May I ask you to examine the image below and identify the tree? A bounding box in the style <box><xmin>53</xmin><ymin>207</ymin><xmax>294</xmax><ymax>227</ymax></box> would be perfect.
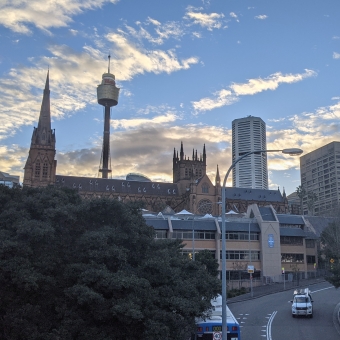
<box><xmin>320</xmin><ymin>218</ymin><xmax>340</xmax><ymax>288</ymax></box>
<box><xmin>0</xmin><ymin>185</ymin><xmax>220</xmax><ymax>339</ymax></box>
<box><xmin>296</xmin><ymin>185</ymin><xmax>318</xmax><ymax>215</ymax></box>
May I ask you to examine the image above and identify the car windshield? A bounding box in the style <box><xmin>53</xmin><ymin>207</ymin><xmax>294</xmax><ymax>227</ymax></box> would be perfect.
<box><xmin>294</xmin><ymin>297</ymin><xmax>309</xmax><ymax>303</ymax></box>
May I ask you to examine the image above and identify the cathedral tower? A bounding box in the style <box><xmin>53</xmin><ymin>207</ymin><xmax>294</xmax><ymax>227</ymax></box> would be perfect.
<box><xmin>97</xmin><ymin>55</ymin><xmax>120</xmax><ymax>179</ymax></box>
<box><xmin>173</xmin><ymin>142</ymin><xmax>207</xmax><ymax>184</ymax></box>
<box><xmin>23</xmin><ymin>71</ymin><xmax>57</xmax><ymax>187</ymax></box>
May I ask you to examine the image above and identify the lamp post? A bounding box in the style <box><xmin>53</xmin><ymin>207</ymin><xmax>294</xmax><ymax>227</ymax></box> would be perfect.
<box><xmin>220</xmin><ymin>148</ymin><xmax>303</xmax><ymax>340</ymax></box>
<box><xmin>248</xmin><ymin>218</ymin><xmax>253</xmax><ymax>298</ymax></box>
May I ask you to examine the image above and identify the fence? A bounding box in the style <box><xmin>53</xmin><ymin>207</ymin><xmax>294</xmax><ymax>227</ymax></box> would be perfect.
<box><xmin>227</xmin><ymin>269</ymin><xmax>328</xmax><ymax>291</ymax></box>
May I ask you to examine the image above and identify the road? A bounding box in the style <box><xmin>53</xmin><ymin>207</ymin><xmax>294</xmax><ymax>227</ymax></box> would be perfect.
<box><xmin>228</xmin><ymin>282</ymin><xmax>340</xmax><ymax>340</ymax></box>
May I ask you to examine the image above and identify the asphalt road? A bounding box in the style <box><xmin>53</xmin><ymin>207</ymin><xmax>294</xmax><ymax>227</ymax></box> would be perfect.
<box><xmin>229</xmin><ymin>282</ymin><xmax>340</xmax><ymax>340</ymax></box>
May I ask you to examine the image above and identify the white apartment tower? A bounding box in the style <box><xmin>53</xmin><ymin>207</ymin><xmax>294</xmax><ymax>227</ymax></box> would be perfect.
<box><xmin>232</xmin><ymin>116</ymin><xmax>268</xmax><ymax>189</ymax></box>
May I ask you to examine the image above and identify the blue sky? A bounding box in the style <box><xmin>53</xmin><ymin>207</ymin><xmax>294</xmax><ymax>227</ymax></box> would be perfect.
<box><xmin>0</xmin><ymin>0</ymin><xmax>340</xmax><ymax>195</ymax></box>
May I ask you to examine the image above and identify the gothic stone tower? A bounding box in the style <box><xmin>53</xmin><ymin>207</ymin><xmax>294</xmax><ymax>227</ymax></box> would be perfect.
<box><xmin>23</xmin><ymin>71</ymin><xmax>57</xmax><ymax>187</ymax></box>
<box><xmin>173</xmin><ymin>142</ymin><xmax>207</xmax><ymax>193</ymax></box>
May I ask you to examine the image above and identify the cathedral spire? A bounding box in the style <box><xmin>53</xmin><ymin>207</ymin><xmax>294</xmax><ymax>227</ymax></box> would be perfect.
<box><xmin>23</xmin><ymin>70</ymin><xmax>57</xmax><ymax>188</ymax></box>
<box><xmin>180</xmin><ymin>141</ymin><xmax>184</xmax><ymax>160</ymax></box>
<box><xmin>215</xmin><ymin>164</ymin><xmax>221</xmax><ymax>186</ymax></box>
<box><xmin>203</xmin><ymin>144</ymin><xmax>206</xmax><ymax>164</ymax></box>
<box><xmin>37</xmin><ymin>70</ymin><xmax>51</xmax><ymax>135</ymax></box>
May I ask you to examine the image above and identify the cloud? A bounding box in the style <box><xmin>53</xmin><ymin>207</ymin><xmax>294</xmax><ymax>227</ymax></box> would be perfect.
<box><xmin>127</xmin><ymin>19</ymin><xmax>184</xmax><ymax>45</ymax></box>
<box><xmin>0</xmin><ymin>29</ymin><xmax>199</xmax><ymax>141</ymax></box>
<box><xmin>0</xmin><ymin>0</ymin><xmax>119</xmax><ymax>34</ymax></box>
<box><xmin>230</xmin><ymin>69</ymin><xmax>316</xmax><ymax>96</ymax></box>
<box><xmin>229</xmin><ymin>12</ymin><xmax>239</xmax><ymax>22</ymax></box>
<box><xmin>192</xmin><ymin>69</ymin><xmax>317</xmax><ymax>113</ymax></box>
<box><xmin>51</xmin><ymin>124</ymin><xmax>230</xmax><ymax>185</ymax></box>
<box><xmin>255</xmin><ymin>15</ymin><xmax>268</xmax><ymax>20</ymax></box>
<box><xmin>184</xmin><ymin>10</ymin><xmax>225</xmax><ymax>30</ymax></box>
<box><xmin>106</xmin><ymin>32</ymin><xmax>199</xmax><ymax>79</ymax></box>
<box><xmin>0</xmin><ymin>145</ymin><xmax>29</xmax><ymax>179</ymax></box>
<box><xmin>264</xmin><ymin>99</ymin><xmax>340</xmax><ymax>172</ymax></box>
<box><xmin>111</xmin><ymin>112</ymin><xmax>179</xmax><ymax>130</ymax></box>
<box><xmin>333</xmin><ymin>52</ymin><xmax>340</xmax><ymax>59</ymax></box>
<box><xmin>192</xmin><ymin>90</ymin><xmax>238</xmax><ymax>112</ymax></box>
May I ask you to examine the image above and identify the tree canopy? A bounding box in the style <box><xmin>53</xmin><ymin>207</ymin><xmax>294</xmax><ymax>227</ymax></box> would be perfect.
<box><xmin>0</xmin><ymin>185</ymin><xmax>221</xmax><ymax>339</ymax></box>
<box><xmin>320</xmin><ymin>218</ymin><xmax>340</xmax><ymax>288</ymax></box>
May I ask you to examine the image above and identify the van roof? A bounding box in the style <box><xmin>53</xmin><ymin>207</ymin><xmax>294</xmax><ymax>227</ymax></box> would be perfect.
<box><xmin>293</xmin><ymin>288</ymin><xmax>311</xmax><ymax>296</ymax></box>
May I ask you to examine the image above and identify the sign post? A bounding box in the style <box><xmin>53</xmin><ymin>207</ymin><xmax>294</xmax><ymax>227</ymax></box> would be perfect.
<box><xmin>247</xmin><ymin>265</ymin><xmax>254</xmax><ymax>298</ymax></box>
<box><xmin>282</xmin><ymin>267</ymin><xmax>285</xmax><ymax>290</ymax></box>
<box><xmin>213</xmin><ymin>332</ymin><xmax>222</xmax><ymax>340</ymax></box>
<box><xmin>314</xmin><ymin>263</ymin><xmax>317</xmax><ymax>278</ymax></box>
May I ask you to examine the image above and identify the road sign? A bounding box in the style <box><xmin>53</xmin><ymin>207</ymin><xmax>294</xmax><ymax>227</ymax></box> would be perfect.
<box><xmin>247</xmin><ymin>265</ymin><xmax>254</xmax><ymax>273</ymax></box>
<box><xmin>213</xmin><ymin>332</ymin><xmax>222</xmax><ymax>340</ymax></box>
<box><xmin>282</xmin><ymin>267</ymin><xmax>285</xmax><ymax>274</ymax></box>
<box><xmin>330</xmin><ymin>258</ymin><xmax>335</xmax><ymax>264</ymax></box>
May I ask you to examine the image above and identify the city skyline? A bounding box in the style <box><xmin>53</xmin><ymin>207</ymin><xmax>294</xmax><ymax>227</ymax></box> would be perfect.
<box><xmin>1</xmin><ymin>0</ymin><xmax>340</xmax><ymax>195</ymax></box>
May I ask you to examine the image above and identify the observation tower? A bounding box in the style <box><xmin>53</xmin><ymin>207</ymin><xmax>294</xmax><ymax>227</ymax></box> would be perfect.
<box><xmin>97</xmin><ymin>55</ymin><xmax>120</xmax><ymax>178</ymax></box>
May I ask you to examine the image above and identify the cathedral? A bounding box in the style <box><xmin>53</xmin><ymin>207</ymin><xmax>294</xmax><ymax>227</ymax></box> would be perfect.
<box><xmin>23</xmin><ymin>71</ymin><xmax>289</xmax><ymax>215</ymax></box>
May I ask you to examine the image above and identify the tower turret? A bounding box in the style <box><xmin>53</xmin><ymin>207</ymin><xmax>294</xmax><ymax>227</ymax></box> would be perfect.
<box><xmin>97</xmin><ymin>55</ymin><xmax>120</xmax><ymax>179</ymax></box>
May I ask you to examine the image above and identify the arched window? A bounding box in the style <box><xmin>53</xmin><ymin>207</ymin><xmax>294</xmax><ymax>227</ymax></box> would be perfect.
<box><xmin>202</xmin><ymin>182</ymin><xmax>209</xmax><ymax>193</ymax></box>
<box><xmin>35</xmin><ymin>162</ymin><xmax>41</xmax><ymax>178</ymax></box>
<box><xmin>42</xmin><ymin>162</ymin><xmax>48</xmax><ymax>178</ymax></box>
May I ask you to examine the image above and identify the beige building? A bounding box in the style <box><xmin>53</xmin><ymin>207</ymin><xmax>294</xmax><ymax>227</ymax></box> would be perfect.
<box><xmin>144</xmin><ymin>203</ymin><xmax>319</xmax><ymax>281</ymax></box>
<box><xmin>300</xmin><ymin>141</ymin><xmax>340</xmax><ymax>216</ymax></box>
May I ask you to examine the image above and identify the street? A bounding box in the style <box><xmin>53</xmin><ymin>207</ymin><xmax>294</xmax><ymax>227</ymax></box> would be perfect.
<box><xmin>229</xmin><ymin>282</ymin><xmax>340</xmax><ymax>340</ymax></box>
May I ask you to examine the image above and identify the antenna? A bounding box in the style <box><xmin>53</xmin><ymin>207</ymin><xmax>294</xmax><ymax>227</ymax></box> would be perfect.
<box><xmin>108</xmin><ymin>54</ymin><xmax>111</xmax><ymax>73</ymax></box>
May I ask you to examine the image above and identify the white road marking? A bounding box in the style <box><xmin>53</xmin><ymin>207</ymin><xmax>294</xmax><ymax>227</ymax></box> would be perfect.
<box><xmin>311</xmin><ymin>286</ymin><xmax>334</xmax><ymax>294</ymax></box>
<box><xmin>266</xmin><ymin>311</ymin><xmax>277</xmax><ymax>340</ymax></box>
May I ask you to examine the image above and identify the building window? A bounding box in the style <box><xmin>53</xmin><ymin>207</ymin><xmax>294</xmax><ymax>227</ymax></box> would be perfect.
<box><xmin>172</xmin><ymin>231</ymin><xmax>215</xmax><ymax>240</ymax></box>
<box><xmin>281</xmin><ymin>253</ymin><xmax>304</xmax><ymax>263</ymax></box>
<box><xmin>202</xmin><ymin>183</ymin><xmax>209</xmax><ymax>193</ymax></box>
<box><xmin>42</xmin><ymin>162</ymin><xmax>48</xmax><ymax>178</ymax></box>
<box><xmin>197</xmin><ymin>199</ymin><xmax>213</xmax><ymax>214</ymax></box>
<box><xmin>155</xmin><ymin>230</ymin><xmax>167</xmax><ymax>239</ymax></box>
<box><xmin>305</xmin><ymin>239</ymin><xmax>315</xmax><ymax>248</ymax></box>
<box><xmin>181</xmin><ymin>250</ymin><xmax>215</xmax><ymax>260</ymax></box>
<box><xmin>225</xmin><ymin>232</ymin><xmax>259</xmax><ymax>241</ymax></box>
<box><xmin>280</xmin><ymin>236</ymin><xmax>303</xmax><ymax>245</ymax></box>
<box><xmin>307</xmin><ymin>255</ymin><xmax>316</xmax><ymax>264</ymax></box>
<box><xmin>35</xmin><ymin>162</ymin><xmax>41</xmax><ymax>178</ymax></box>
<box><xmin>222</xmin><ymin>250</ymin><xmax>260</xmax><ymax>261</ymax></box>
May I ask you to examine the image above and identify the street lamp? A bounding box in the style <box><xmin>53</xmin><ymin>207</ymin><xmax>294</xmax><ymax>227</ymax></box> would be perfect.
<box><xmin>220</xmin><ymin>148</ymin><xmax>303</xmax><ymax>340</ymax></box>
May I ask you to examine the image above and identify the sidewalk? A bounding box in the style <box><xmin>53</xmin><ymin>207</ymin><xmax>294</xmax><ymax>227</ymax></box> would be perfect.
<box><xmin>227</xmin><ymin>276</ymin><xmax>326</xmax><ymax>303</ymax></box>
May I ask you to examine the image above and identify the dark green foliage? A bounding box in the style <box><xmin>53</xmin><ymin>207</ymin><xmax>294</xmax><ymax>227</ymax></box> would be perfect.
<box><xmin>321</xmin><ymin>219</ymin><xmax>340</xmax><ymax>288</ymax></box>
<box><xmin>0</xmin><ymin>186</ymin><xmax>220</xmax><ymax>339</ymax></box>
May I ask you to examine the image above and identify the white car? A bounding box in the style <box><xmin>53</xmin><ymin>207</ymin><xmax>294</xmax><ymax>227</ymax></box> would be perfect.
<box><xmin>290</xmin><ymin>288</ymin><xmax>313</xmax><ymax>318</ymax></box>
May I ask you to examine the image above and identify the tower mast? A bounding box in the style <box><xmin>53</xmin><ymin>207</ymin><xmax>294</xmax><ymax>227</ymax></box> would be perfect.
<box><xmin>97</xmin><ymin>55</ymin><xmax>120</xmax><ymax>178</ymax></box>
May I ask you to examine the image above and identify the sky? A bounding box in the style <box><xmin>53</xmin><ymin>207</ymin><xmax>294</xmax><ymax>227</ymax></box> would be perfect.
<box><xmin>0</xmin><ymin>0</ymin><xmax>340</xmax><ymax>195</ymax></box>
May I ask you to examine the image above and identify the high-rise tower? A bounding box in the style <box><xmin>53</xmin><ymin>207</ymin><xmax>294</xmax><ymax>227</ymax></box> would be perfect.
<box><xmin>232</xmin><ymin>116</ymin><xmax>268</xmax><ymax>189</ymax></box>
<box><xmin>97</xmin><ymin>55</ymin><xmax>120</xmax><ymax>179</ymax></box>
<box><xmin>23</xmin><ymin>71</ymin><xmax>57</xmax><ymax>187</ymax></box>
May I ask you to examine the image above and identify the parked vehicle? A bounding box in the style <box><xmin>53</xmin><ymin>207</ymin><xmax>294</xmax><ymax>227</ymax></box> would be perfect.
<box><xmin>290</xmin><ymin>288</ymin><xmax>313</xmax><ymax>318</ymax></box>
